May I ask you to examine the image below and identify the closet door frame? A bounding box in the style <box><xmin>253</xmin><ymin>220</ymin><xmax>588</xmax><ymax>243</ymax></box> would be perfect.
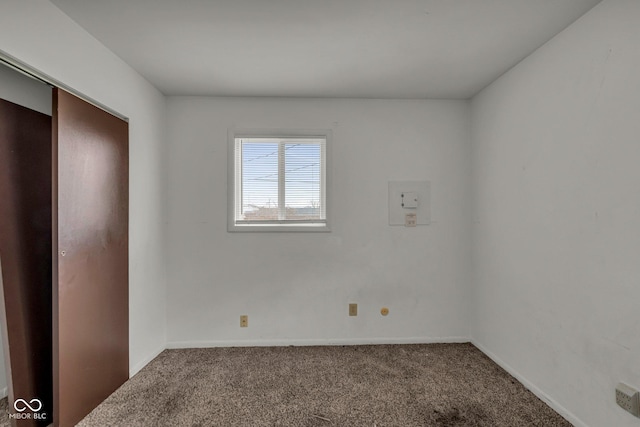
<box><xmin>0</xmin><ymin>52</ymin><xmax>130</xmax><ymax>427</ymax></box>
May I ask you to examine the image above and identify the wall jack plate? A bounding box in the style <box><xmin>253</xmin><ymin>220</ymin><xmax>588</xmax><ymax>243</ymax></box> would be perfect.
<box><xmin>405</xmin><ymin>213</ymin><xmax>417</xmax><ymax>227</ymax></box>
<box><xmin>616</xmin><ymin>383</ymin><xmax>640</xmax><ymax>417</ymax></box>
<box><xmin>388</xmin><ymin>181</ymin><xmax>430</xmax><ymax>226</ymax></box>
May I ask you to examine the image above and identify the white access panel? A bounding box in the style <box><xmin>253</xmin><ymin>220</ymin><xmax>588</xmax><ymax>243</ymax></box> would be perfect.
<box><xmin>388</xmin><ymin>181</ymin><xmax>431</xmax><ymax>226</ymax></box>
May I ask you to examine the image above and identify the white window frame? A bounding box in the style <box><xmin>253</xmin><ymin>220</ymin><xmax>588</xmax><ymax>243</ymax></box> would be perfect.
<box><xmin>228</xmin><ymin>128</ymin><xmax>331</xmax><ymax>232</ymax></box>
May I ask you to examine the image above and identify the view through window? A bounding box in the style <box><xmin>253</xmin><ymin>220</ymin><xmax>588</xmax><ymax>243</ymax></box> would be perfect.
<box><xmin>230</xmin><ymin>134</ymin><xmax>328</xmax><ymax>231</ymax></box>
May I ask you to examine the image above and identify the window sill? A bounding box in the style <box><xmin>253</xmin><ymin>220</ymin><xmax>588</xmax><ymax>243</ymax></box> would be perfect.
<box><xmin>228</xmin><ymin>222</ymin><xmax>331</xmax><ymax>233</ymax></box>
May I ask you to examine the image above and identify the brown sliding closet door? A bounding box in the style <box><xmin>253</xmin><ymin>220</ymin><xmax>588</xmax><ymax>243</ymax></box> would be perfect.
<box><xmin>53</xmin><ymin>88</ymin><xmax>129</xmax><ymax>427</ymax></box>
<box><xmin>0</xmin><ymin>98</ymin><xmax>53</xmax><ymax>427</ymax></box>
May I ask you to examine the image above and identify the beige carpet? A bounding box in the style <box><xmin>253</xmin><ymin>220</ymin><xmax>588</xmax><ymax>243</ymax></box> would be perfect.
<box><xmin>73</xmin><ymin>343</ymin><xmax>570</xmax><ymax>426</ymax></box>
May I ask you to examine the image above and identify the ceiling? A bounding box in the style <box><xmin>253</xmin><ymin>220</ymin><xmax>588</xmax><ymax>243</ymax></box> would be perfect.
<box><xmin>50</xmin><ymin>0</ymin><xmax>602</xmax><ymax>99</ymax></box>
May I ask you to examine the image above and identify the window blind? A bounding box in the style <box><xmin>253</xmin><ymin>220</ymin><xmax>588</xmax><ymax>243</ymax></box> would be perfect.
<box><xmin>235</xmin><ymin>137</ymin><xmax>326</xmax><ymax>224</ymax></box>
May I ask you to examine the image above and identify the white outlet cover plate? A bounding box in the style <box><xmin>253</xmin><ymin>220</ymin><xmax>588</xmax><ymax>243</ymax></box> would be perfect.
<box><xmin>389</xmin><ymin>181</ymin><xmax>430</xmax><ymax>226</ymax></box>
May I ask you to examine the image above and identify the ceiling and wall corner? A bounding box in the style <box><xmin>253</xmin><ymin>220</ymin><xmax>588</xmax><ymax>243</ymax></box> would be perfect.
<box><xmin>49</xmin><ymin>0</ymin><xmax>602</xmax><ymax>99</ymax></box>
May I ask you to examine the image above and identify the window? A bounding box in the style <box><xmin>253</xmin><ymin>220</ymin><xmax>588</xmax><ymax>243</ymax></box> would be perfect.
<box><xmin>228</xmin><ymin>130</ymin><xmax>330</xmax><ymax>232</ymax></box>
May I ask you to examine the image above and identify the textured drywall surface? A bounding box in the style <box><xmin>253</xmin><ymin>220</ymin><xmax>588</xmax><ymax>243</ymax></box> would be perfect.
<box><xmin>471</xmin><ymin>0</ymin><xmax>640</xmax><ymax>425</ymax></box>
<box><xmin>166</xmin><ymin>97</ymin><xmax>471</xmax><ymax>347</ymax></box>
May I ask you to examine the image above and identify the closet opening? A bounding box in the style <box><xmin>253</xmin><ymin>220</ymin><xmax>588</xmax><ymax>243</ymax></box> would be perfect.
<box><xmin>0</xmin><ymin>55</ymin><xmax>130</xmax><ymax>427</ymax></box>
<box><xmin>0</xmin><ymin>61</ymin><xmax>53</xmax><ymax>427</ymax></box>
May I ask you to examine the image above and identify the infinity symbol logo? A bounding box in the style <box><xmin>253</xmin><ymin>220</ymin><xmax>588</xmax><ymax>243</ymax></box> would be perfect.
<box><xmin>14</xmin><ymin>398</ymin><xmax>43</xmax><ymax>412</ymax></box>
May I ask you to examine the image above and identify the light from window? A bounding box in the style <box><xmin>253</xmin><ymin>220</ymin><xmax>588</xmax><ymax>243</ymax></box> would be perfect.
<box><xmin>229</xmin><ymin>132</ymin><xmax>329</xmax><ymax>231</ymax></box>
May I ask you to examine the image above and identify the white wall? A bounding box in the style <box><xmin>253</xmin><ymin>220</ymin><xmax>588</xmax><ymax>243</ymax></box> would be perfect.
<box><xmin>166</xmin><ymin>97</ymin><xmax>471</xmax><ymax>347</ymax></box>
<box><xmin>0</xmin><ymin>0</ymin><xmax>167</xmax><ymax>375</ymax></box>
<box><xmin>0</xmin><ymin>63</ymin><xmax>51</xmax><ymax>115</ymax></box>
<box><xmin>471</xmin><ymin>0</ymin><xmax>640</xmax><ymax>426</ymax></box>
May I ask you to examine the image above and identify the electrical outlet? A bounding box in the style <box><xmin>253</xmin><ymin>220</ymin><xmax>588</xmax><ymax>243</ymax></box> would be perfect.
<box><xmin>616</xmin><ymin>383</ymin><xmax>640</xmax><ymax>417</ymax></box>
<box><xmin>240</xmin><ymin>315</ymin><xmax>248</xmax><ymax>328</ymax></box>
<box><xmin>349</xmin><ymin>303</ymin><xmax>358</xmax><ymax>316</ymax></box>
